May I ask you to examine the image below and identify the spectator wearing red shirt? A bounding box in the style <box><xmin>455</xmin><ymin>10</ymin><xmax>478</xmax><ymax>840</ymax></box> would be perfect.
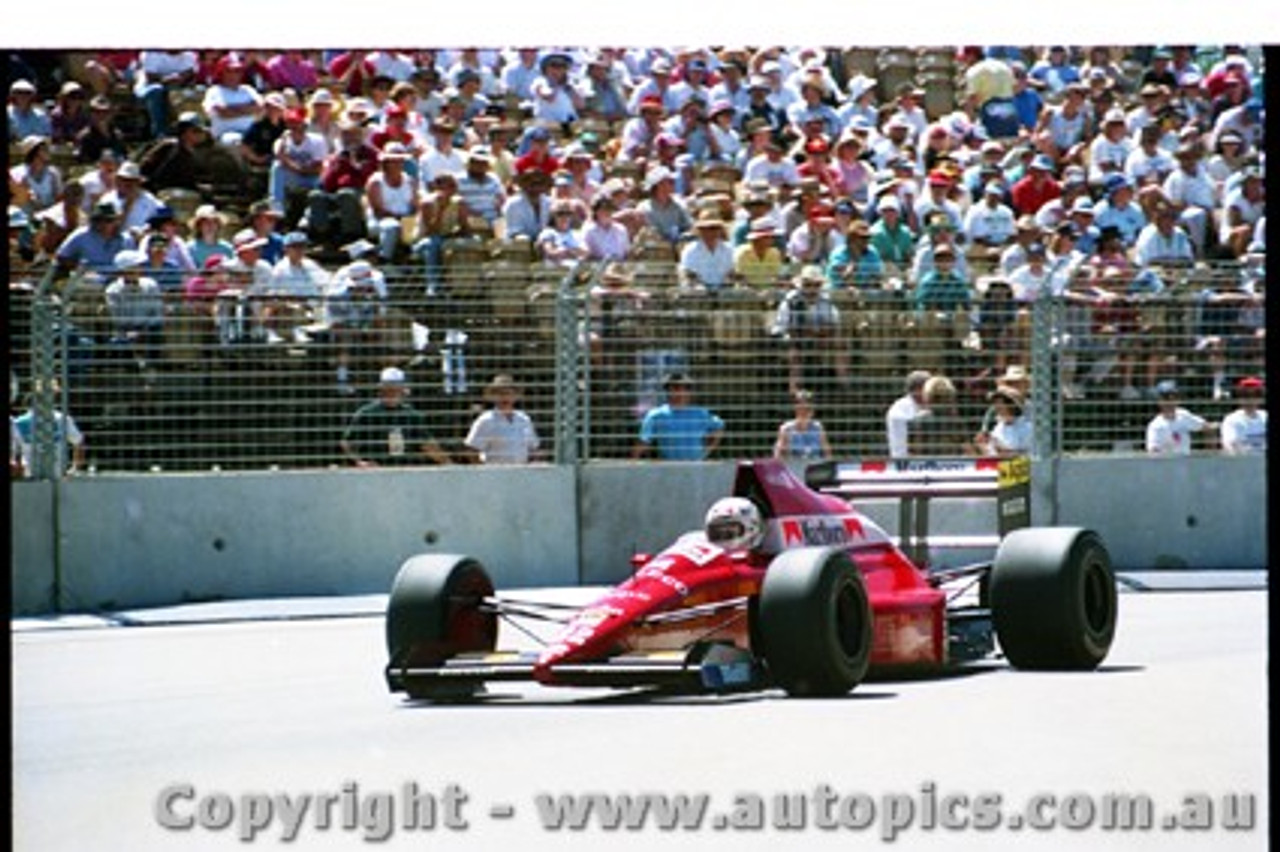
<box><xmin>514</xmin><ymin>125</ymin><xmax>562</xmax><ymax>178</ymax></box>
<box><xmin>1010</xmin><ymin>154</ymin><xmax>1062</xmax><ymax>217</ymax></box>
<box><xmin>369</xmin><ymin>104</ymin><xmax>417</xmax><ymax>156</ymax></box>
<box><xmin>795</xmin><ymin>136</ymin><xmax>843</xmax><ymax>200</ymax></box>
<box><xmin>307</xmin><ymin>120</ymin><xmax>379</xmax><ymax>248</ymax></box>
<box><xmin>328</xmin><ymin>50</ymin><xmax>377</xmax><ymax>98</ymax></box>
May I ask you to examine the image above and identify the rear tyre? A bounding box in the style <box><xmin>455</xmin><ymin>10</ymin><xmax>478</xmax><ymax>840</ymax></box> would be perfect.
<box><xmin>757</xmin><ymin>547</ymin><xmax>872</xmax><ymax>697</ymax></box>
<box><xmin>991</xmin><ymin>527</ymin><xmax>1117</xmax><ymax>670</ymax></box>
<box><xmin>385</xmin><ymin>554</ymin><xmax>498</xmax><ymax>700</ymax></box>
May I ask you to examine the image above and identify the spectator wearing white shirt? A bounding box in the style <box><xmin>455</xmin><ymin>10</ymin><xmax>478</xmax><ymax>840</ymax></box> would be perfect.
<box><xmin>464</xmin><ymin>374</ymin><xmax>542</xmax><ymax>464</ymax></box>
<box><xmin>679</xmin><ymin>210</ymin><xmax>736</xmax><ymax>291</ymax></box>
<box><xmin>1124</xmin><ymin>124</ymin><xmax>1176</xmax><ymax>186</ymax></box>
<box><xmin>1220</xmin><ymin>376</ymin><xmax>1267</xmax><ymax>455</ymax></box>
<box><xmin>1087</xmin><ymin>109</ymin><xmax>1132</xmax><ymax>187</ymax></box>
<box><xmin>99</xmin><ymin>160</ymin><xmax>163</xmax><ymax>239</ymax></box>
<box><xmin>1133</xmin><ymin>203</ymin><xmax>1194</xmax><ymax>269</ymax></box>
<box><xmin>1162</xmin><ymin>142</ymin><xmax>1219</xmax><ymax>256</ymax></box>
<box><xmin>1219</xmin><ymin>166</ymin><xmax>1264</xmax><ymax>257</ymax></box>
<box><xmin>201</xmin><ymin>57</ymin><xmax>262</xmax><ymax>147</ymax></box>
<box><xmin>500</xmin><ymin>49</ymin><xmax>542</xmax><ymax>101</ymax></box>
<box><xmin>964</xmin><ymin>181</ymin><xmax>1017</xmax><ymax>259</ymax></box>
<box><xmin>885</xmin><ymin>370</ymin><xmax>931</xmax><ymax>458</ymax></box>
<box><xmin>1146</xmin><ymin>381</ymin><xmax>1215</xmax><ymax>455</ymax></box>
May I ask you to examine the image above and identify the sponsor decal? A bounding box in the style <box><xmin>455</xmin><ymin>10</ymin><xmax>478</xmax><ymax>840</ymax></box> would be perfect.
<box><xmin>779</xmin><ymin>516</ymin><xmax>866</xmax><ymax>547</ymax></box>
<box><xmin>998</xmin><ymin>456</ymin><xmax>1031</xmax><ymax>487</ymax></box>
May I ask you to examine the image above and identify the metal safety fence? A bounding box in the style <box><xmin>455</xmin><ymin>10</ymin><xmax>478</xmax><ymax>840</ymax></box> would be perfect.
<box><xmin>9</xmin><ymin>254</ymin><xmax>1265</xmax><ymax>476</ymax></box>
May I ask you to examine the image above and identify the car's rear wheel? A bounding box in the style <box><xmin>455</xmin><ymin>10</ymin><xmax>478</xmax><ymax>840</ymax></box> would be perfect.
<box><xmin>385</xmin><ymin>554</ymin><xmax>497</xmax><ymax>700</ymax></box>
<box><xmin>756</xmin><ymin>547</ymin><xmax>872</xmax><ymax>697</ymax></box>
<box><xmin>991</xmin><ymin>527</ymin><xmax>1117</xmax><ymax>670</ymax></box>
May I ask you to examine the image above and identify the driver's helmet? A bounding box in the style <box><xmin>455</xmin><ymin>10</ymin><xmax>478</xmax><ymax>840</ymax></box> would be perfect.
<box><xmin>704</xmin><ymin>497</ymin><xmax>764</xmax><ymax>551</ymax></box>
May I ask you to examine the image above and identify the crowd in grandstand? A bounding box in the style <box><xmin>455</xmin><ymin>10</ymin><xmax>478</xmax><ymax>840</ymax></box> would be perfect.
<box><xmin>7</xmin><ymin>45</ymin><xmax>1267</xmax><ymax>469</ymax></box>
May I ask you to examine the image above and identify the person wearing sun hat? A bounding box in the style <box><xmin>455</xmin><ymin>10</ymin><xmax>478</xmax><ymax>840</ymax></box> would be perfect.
<box><xmin>678</xmin><ymin>208</ymin><xmax>736</xmax><ymax>291</ymax></box>
<box><xmin>530</xmin><ymin>49</ymin><xmax>582</xmax><ymax>126</ymax></box>
<box><xmin>463</xmin><ymin>374</ymin><xmax>543</xmax><ymax>465</ymax></box>
<box><xmin>771</xmin><ymin>263</ymin><xmax>852</xmax><ymax>392</ymax></box>
<box><xmin>973</xmin><ymin>384</ymin><xmax>1032</xmax><ymax>457</ymax></box>
<box><xmin>184</xmin><ymin>203</ymin><xmax>233</xmax><ymax>269</ymax></box>
<box><xmin>54</xmin><ymin>200</ymin><xmax>136</xmax><ymax>277</ymax></box>
<box><xmin>733</xmin><ymin>217</ymin><xmax>786</xmax><ymax>289</ymax></box>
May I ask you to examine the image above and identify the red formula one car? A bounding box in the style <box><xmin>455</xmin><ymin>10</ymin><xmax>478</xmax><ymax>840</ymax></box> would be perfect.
<box><xmin>384</xmin><ymin>458</ymin><xmax>1118</xmax><ymax>701</ymax></box>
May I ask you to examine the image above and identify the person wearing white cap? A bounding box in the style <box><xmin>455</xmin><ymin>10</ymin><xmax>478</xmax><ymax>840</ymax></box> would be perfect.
<box><xmin>1086</xmin><ymin>108</ymin><xmax>1134</xmax><ymax>187</ymax></box>
<box><xmin>104</xmin><ymin>248</ymin><xmax>165</xmax><ymax>359</ymax></box>
<box><xmin>340</xmin><ymin>367</ymin><xmax>451</xmax><ymax>467</ymax></box>
<box><xmin>868</xmin><ymin>193</ymin><xmax>915</xmax><ymax>271</ymax></box>
<box><xmin>363</xmin><ymin>142</ymin><xmax>421</xmax><ymax>261</ymax></box>
<box><xmin>7</xmin><ymin>79</ymin><xmax>51</xmax><ymax>142</ymax></box>
<box><xmin>964</xmin><ymin>180</ymin><xmax>1017</xmax><ymax>256</ymax></box>
<box><xmin>837</xmin><ymin>74</ymin><xmax>879</xmax><ymax>132</ymax></box>
<box><xmin>323</xmin><ymin>255</ymin><xmax>388</xmax><ymax>394</ymax></box>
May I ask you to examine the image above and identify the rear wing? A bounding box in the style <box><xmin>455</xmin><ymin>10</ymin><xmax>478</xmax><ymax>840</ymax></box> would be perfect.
<box><xmin>805</xmin><ymin>457</ymin><xmax>1031</xmax><ymax>567</ymax></box>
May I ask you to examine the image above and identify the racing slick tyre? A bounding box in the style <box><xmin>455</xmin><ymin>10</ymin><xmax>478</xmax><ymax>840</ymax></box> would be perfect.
<box><xmin>990</xmin><ymin>527</ymin><xmax>1117</xmax><ymax>670</ymax></box>
<box><xmin>757</xmin><ymin>547</ymin><xmax>873</xmax><ymax>697</ymax></box>
<box><xmin>385</xmin><ymin>554</ymin><xmax>498</xmax><ymax>700</ymax></box>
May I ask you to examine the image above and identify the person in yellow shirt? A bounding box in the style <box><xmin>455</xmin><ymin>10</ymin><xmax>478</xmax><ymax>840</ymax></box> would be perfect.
<box><xmin>733</xmin><ymin>217</ymin><xmax>786</xmax><ymax>290</ymax></box>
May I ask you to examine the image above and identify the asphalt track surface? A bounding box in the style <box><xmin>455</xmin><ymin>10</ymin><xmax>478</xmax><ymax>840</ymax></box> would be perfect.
<box><xmin>13</xmin><ymin>577</ymin><xmax>1268</xmax><ymax>852</ymax></box>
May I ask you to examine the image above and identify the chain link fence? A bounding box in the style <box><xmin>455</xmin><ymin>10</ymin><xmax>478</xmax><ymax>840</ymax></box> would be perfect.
<box><xmin>9</xmin><ymin>253</ymin><xmax>1264</xmax><ymax>476</ymax></box>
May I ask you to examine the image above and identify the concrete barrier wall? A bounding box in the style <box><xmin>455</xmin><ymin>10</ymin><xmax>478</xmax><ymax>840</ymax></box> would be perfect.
<box><xmin>1053</xmin><ymin>455</ymin><xmax>1267</xmax><ymax>570</ymax></box>
<box><xmin>10</xmin><ymin>456</ymin><xmax>1267</xmax><ymax>615</ymax></box>
<box><xmin>25</xmin><ymin>465</ymin><xmax>576</xmax><ymax>613</ymax></box>
<box><xmin>12</xmin><ymin>480</ymin><xmax>56</xmax><ymax>614</ymax></box>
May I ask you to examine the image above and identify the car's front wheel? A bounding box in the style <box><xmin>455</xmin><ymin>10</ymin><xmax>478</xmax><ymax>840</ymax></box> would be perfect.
<box><xmin>385</xmin><ymin>554</ymin><xmax>497</xmax><ymax>700</ymax></box>
<box><xmin>756</xmin><ymin>547</ymin><xmax>872</xmax><ymax>697</ymax></box>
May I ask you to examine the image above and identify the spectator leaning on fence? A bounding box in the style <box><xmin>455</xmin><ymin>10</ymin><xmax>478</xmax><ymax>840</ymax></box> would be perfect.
<box><xmin>633</xmin><ymin>372</ymin><xmax>724</xmax><ymax>461</ymax></box>
<box><xmin>973</xmin><ymin>385</ymin><xmax>1032</xmax><ymax>458</ymax></box>
<box><xmin>885</xmin><ymin>370</ymin><xmax>931</xmax><ymax>459</ymax></box>
<box><xmin>773</xmin><ymin>389</ymin><xmax>832</xmax><ymax>461</ymax></box>
<box><xmin>1220</xmin><ymin>376</ymin><xmax>1267</xmax><ymax>455</ymax></box>
<box><xmin>1145</xmin><ymin>380</ymin><xmax>1217</xmax><ymax>455</ymax></box>
<box><xmin>11</xmin><ymin>383</ymin><xmax>86</xmax><ymax>478</ymax></box>
<box><xmin>340</xmin><ymin>367</ymin><xmax>451</xmax><ymax>468</ymax></box>
<box><xmin>463</xmin><ymin>374</ymin><xmax>542</xmax><ymax>465</ymax></box>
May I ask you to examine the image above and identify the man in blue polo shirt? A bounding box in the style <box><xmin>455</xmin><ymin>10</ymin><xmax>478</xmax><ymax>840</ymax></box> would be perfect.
<box><xmin>633</xmin><ymin>373</ymin><xmax>724</xmax><ymax>461</ymax></box>
<box><xmin>54</xmin><ymin>201</ymin><xmax>135</xmax><ymax>278</ymax></box>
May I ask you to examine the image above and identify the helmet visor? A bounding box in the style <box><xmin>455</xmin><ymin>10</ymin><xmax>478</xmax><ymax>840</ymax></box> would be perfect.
<box><xmin>707</xmin><ymin>518</ymin><xmax>747</xmax><ymax>546</ymax></box>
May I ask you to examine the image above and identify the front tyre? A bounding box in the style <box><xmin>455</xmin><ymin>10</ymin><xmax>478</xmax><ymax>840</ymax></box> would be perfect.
<box><xmin>385</xmin><ymin>554</ymin><xmax>498</xmax><ymax>699</ymax></box>
<box><xmin>757</xmin><ymin>547</ymin><xmax>872</xmax><ymax>697</ymax></box>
